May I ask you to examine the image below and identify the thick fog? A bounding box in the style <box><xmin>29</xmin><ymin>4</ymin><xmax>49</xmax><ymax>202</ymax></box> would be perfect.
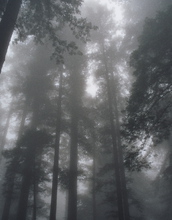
<box><xmin>0</xmin><ymin>0</ymin><xmax>172</xmax><ymax>220</ymax></box>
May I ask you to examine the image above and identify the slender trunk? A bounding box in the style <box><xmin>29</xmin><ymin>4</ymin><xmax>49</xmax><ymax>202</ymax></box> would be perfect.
<box><xmin>92</xmin><ymin>132</ymin><xmax>97</xmax><ymax>220</ymax></box>
<box><xmin>0</xmin><ymin>0</ymin><xmax>22</xmax><ymax>73</ymax></box>
<box><xmin>103</xmin><ymin>47</ymin><xmax>130</xmax><ymax>220</ymax></box>
<box><xmin>32</xmin><ymin>157</ymin><xmax>37</xmax><ymax>220</ymax></box>
<box><xmin>67</xmin><ymin>111</ymin><xmax>78</xmax><ymax>220</ymax></box>
<box><xmin>49</xmin><ymin>71</ymin><xmax>63</xmax><ymax>220</ymax></box>
<box><xmin>67</xmin><ymin>71</ymin><xmax>79</xmax><ymax>220</ymax></box>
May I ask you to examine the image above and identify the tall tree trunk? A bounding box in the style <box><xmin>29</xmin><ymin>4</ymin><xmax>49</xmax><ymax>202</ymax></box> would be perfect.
<box><xmin>16</xmin><ymin>99</ymin><xmax>39</xmax><ymax>220</ymax></box>
<box><xmin>67</xmin><ymin>70</ymin><xmax>80</xmax><ymax>220</ymax></box>
<box><xmin>113</xmin><ymin>81</ymin><xmax>130</xmax><ymax>220</ymax></box>
<box><xmin>1</xmin><ymin>105</ymin><xmax>27</xmax><ymax>220</ymax></box>
<box><xmin>103</xmin><ymin>47</ymin><xmax>130</xmax><ymax>220</ymax></box>
<box><xmin>16</xmin><ymin>150</ymin><xmax>34</xmax><ymax>220</ymax></box>
<box><xmin>49</xmin><ymin>71</ymin><xmax>63</xmax><ymax>220</ymax></box>
<box><xmin>0</xmin><ymin>0</ymin><xmax>22</xmax><ymax>73</ymax></box>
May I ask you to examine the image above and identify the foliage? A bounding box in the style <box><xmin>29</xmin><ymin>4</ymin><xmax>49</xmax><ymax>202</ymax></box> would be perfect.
<box><xmin>15</xmin><ymin>0</ymin><xmax>96</xmax><ymax>63</ymax></box>
<box><xmin>126</xmin><ymin>5</ymin><xmax>172</xmax><ymax>144</ymax></box>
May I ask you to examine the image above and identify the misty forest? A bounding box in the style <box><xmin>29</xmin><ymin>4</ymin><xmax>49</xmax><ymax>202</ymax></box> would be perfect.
<box><xmin>0</xmin><ymin>0</ymin><xmax>172</xmax><ymax>220</ymax></box>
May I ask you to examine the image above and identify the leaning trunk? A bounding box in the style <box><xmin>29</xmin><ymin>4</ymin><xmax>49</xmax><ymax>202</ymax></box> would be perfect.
<box><xmin>0</xmin><ymin>0</ymin><xmax>22</xmax><ymax>72</ymax></box>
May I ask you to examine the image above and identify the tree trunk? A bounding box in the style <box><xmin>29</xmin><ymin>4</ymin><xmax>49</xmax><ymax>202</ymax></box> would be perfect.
<box><xmin>16</xmin><ymin>145</ymin><xmax>35</xmax><ymax>220</ymax></box>
<box><xmin>1</xmin><ymin>160</ymin><xmax>17</xmax><ymax>220</ymax></box>
<box><xmin>16</xmin><ymin>98</ymin><xmax>39</xmax><ymax>220</ymax></box>
<box><xmin>92</xmin><ymin>131</ymin><xmax>97</xmax><ymax>220</ymax></box>
<box><xmin>32</xmin><ymin>155</ymin><xmax>37</xmax><ymax>220</ymax></box>
<box><xmin>0</xmin><ymin>0</ymin><xmax>22</xmax><ymax>73</ymax></box>
<box><xmin>67</xmin><ymin>70</ymin><xmax>80</xmax><ymax>220</ymax></box>
<box><xmin>49</xmin><ymin>71</ymin><xmax>63</xmax><ymax>220</ymax></box>
<box><xmin>103</xmin><ymin>47</ymin><xmax>130</xmax><ymax>220</ymax></box>
<box><xmin>113</xmin><ymin>83</ymin><xmax>130</xmax><ymax>220</ymax></box>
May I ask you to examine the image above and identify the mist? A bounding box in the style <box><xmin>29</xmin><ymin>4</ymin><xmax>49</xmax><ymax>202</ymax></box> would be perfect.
<box><xmin>0</xmin><ymin>0</ymin><xmax>172</xmax><ymax>220</ymax></box>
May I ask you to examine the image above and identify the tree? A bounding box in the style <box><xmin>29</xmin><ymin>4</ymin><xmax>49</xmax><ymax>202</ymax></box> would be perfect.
<box><xmin>0</xmin><ymin>0</ymin><xmax>22</xmax><ymax>72</ymax></box>
<box><xmin>84</xmin><ymin>3</ymin><xmax>131</xmax><ymax>219</ymax></box>
<box><xmin>126</xmin><ymin>5</ymin><xmax>172</xmax><ymax>144</ymax></box>
<box><xmin>1</xmin><ymin>129</ymin><xmax>51</xmax><ymax>220</ymax></box>
<box><xmin>66</xmin><ymin>53</ymin><xmax>85</xmax><ymax>220</ymax></box>
<box><xmin>1</xmin><ymin>105</ymin><xmax>27</xmax><ymax>220</ymax></box>
<box><xmin>0</xmin><ymin>0</ymin><xmax>94</xmax><ymax>73</ymax></box>
<box><xmin>16</xmin><ymin>130</ymin><xmax>51</xmax><ymax>220</ymax></box>
<box><xmin>49</xmin><ymin>70</ymin><xmax>63</xmax><ymax>220</ymax></box>
<box><xmin>126</xmin><ymin>6</ymin><xmax>172</xmax><ymax>218</ymax></box>
<box><xmin>0</xmin><ymin>41</ymin><xmax>57</xmax><ymax>220</ymax></box>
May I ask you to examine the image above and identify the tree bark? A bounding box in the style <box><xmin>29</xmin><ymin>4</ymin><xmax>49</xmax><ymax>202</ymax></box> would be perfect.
<box><xmin>49</xmin><ymin>71</ymin><xmax>63</xmax><ymax>220</ymax></box>
<box><xmin>0</xmin><ymin>0</ymin><xmax>22</xmax><ymax>73</ymax></box>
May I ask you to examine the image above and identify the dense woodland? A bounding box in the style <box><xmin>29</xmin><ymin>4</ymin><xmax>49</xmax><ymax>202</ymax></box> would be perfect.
<box><xmin>0</xmin><ymin>0</ymin><xmax>172</xmax><ymax>220</ymax></box>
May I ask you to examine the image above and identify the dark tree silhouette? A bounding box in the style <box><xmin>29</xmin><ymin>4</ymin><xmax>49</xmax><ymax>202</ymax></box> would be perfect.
<box><xmin>0</xmin><ymin>0</ymin><xmax>22</xmax><ymax>72</ymax></box>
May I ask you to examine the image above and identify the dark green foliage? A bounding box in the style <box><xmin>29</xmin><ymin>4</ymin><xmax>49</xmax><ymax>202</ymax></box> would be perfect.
<box><xmin>126</xmin><ymin>5</ymin><xmax>172</xmax><ymax>143</ymax></box>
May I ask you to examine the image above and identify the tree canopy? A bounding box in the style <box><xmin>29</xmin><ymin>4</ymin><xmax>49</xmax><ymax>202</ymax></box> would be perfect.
<box><xmin>126</xmin><ymin>5</ymin><xmax>172</xmax><ymax>144</ymax></box>
<box><xmin>0</xmin><ymin>0</ymin><xmax>95</xmax><ymax>72</ymax></box>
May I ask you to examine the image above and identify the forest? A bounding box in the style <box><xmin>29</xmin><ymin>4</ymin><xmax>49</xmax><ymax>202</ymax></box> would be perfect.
<box><xmin>0</xmin><ymin>0</ymin><xmax>172</xmax><ymax>220</ymax></box>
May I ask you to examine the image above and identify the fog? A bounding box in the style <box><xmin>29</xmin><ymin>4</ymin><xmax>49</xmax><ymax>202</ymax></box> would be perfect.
<box><xmin>0</xmin><ymin>0</ymin><xmax>172</xmax><ymax>220</ymax></box>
